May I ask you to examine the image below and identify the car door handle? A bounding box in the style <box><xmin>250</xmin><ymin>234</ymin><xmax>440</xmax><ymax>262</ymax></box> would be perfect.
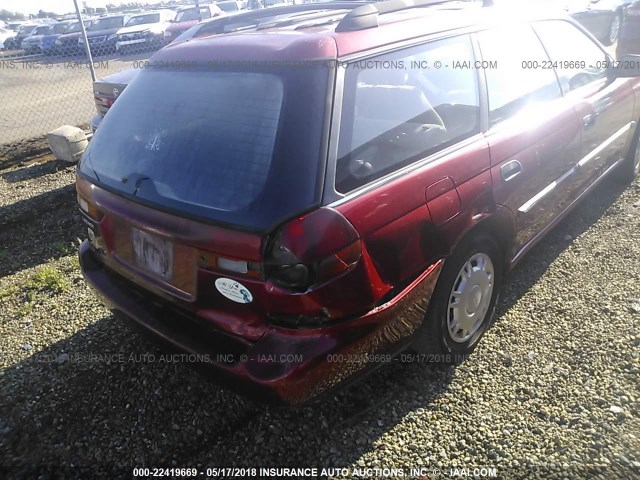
<box><xmin>501</xmin><ymin>160</ymin><xmax>522</xmax><ymax>182</ymax></box>
<box><xmin>583</xmin><ymin>113</ymin><xmax>598</xmax><ymax>129</ymax></box>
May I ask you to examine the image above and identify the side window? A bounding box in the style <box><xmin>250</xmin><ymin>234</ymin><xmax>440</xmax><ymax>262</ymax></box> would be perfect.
<box><xmin>336</xmin><ymin>35</ymin><xmax>480</xmax><ymax>193</ymax></box>
<box><xmin>477</xmin><ymin>25</ymin><xmax>562</xmax><ymax>127</ymax></box>
<box><xmin>201</xmin><ymin>7</ymin><xmax>212</xmax><ymax>19</ymax></box>
<box><xmin>533</xmin><ymin>20</ymin><xmax>608</xmax><ymax>93</ymax></box>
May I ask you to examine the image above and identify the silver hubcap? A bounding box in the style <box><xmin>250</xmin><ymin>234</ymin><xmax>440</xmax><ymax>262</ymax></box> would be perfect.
<box><xmin>610</xmin><ymin>16</ymin><xmax>620</xmax><ymax>43</ymax></box>
<box><xmin>447</xmin><ymin>253</ymin><xmax>494</xmax><ymax>343</ymax></box>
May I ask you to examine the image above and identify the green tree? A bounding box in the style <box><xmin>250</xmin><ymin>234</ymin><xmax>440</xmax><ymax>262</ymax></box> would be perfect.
<box><xmin>37</xmin><ymin>9</ymin><xmax>57</xmax><ymax>18</ymax></box>
<box><xmin>0</xmin><ymin>9</ymin><xmax>26</xmax><ymax>21</ymax></box>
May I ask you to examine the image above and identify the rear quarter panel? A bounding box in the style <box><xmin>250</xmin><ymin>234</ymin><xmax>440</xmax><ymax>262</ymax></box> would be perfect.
<box><xmin>335</xmin><ymin>136</ymin><xmax>495</xmax><ymax>287</ymax></box>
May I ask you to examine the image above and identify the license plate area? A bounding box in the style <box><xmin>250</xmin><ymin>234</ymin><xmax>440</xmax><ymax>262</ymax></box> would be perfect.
<box><xmin>131</xmin><ymin>228</ymin><xmax>173</xmax><ymax>280</ymax></box>
<box><xmin>110</xmin><ymin>221</ymin><xmax>197</xmax><ymax>301</ymax></box>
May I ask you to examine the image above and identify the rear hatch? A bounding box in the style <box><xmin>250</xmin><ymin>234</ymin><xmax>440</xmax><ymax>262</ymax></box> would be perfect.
<box><xmin>78</xmin><ymin>63</ymin><xmax>332</xmax><ymax>325</ymax></box>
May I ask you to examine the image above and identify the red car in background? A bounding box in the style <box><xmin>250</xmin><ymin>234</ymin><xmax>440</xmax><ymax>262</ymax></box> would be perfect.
<box><xmin>77</xmin><ymin>0</ymin><xmax>640</xmax><ymax>404</ymax></box>
<box><xmin>163</xmin><ymin>4</ymin><xmax>224</xmax><ymax>45</ymax></box>
<box><xmin>618</xmin><ymin>0</ymin><xmax>640</xmax><ymax>57</ymax></box>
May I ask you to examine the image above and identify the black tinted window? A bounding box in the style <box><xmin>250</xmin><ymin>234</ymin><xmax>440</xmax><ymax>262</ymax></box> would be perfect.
<box><xmin>64</xmin><ymin>22</ymin><xmax>80</xmax><ymax>33</ymax></box>
<box><xmin>534</xmin><ymin>20</ymin><xmax>607</xmax><ymax>93</ymax></box>
<box><xmin>478</xmin><ymin>25</ymin><xmax>562</xmax><ymax>127</ymax></box>
<box><xmin>90</xmin><ymin>17</ymin><xmax>124</xmax><ymax>30</ymax></box>
<box><xmin>50</xmin><ymin>23</ymin><xmax>69</xmax><ymax>34</ymax></box>
<box><xmin>80</xmin><ymin>66</ymin><xmax>328</xmax><ymax>231</ymax></box>
<box><xmin>336</xmin><ymin>35</ymin><xmax>480</xmax><ymax>193</ymax></box>
<box><xmin>126</xmin><ymin>14</ymin><xmax>160</xmax><ymax>27</ymax></box>
<box><xmin>218</xmin><ymin>2</ymin><xmax>239</xmax><ymax>12</ymax></box>
<box><xmin>176</xmin><ymin>8</ymin><xmax>202</xmax><ymax>21</ymax></box>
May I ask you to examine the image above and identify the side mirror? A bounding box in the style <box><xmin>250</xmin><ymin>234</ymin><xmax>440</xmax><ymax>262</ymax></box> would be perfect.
<box><xmin>609</xmin><ymin>55</ymin><xmax>640</xmax><ymax>78</ymax></box>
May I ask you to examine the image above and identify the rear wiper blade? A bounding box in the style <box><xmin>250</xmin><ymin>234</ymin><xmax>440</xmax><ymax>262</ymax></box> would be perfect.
<box><xmin>120</xmin><ymin>172</ymin><xmax>151</xmax><ymax>196</ymax></box>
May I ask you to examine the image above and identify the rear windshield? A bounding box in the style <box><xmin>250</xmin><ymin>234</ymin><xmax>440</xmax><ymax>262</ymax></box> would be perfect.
<box><xmin>217</xmin><ymin>2</ymin><xmax>239</xmax><ymax>12</ymax></box>
<box><xmin>126</xmin><ymin>14</ymin><xmax>160</xmax><ymax>27</ymax></box>
<box><xmin>64</xmin><ymin>21</ymin><xmax>80</xmax><ymax>33</ymax></box>
<box><xmin>49</xmin><ymin>23</ymin><xmax>70</xmax><ymax>34</ymax></box>
<box><xmin>176</xmin><ymin>8</ymin><xmax>202</xmax><ymax>21</ymax></box>
<box><xmin>79</xmin><ymin>65</ymin><xmax>328</xmax><ymax>231</ymax></box>
<box><xmin>18</xmin><ymin>25</ymin><xmax>36</xmax><ymax>34</ymax></box>
<box><xmin>90</xmin><ymin>16</ymin><xmax>124</xmax><ymax>30</ymax></box>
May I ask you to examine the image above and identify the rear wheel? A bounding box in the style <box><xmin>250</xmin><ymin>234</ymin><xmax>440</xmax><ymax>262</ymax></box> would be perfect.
<box><xmin>413</xmin><ymin>234</ymin><xmax>503</xmax><ymax>363</ymax></box>
<box><xmin>605</xmin><ymin>12</ymin><xmax>622</xmax><ymax>46</ymax></box>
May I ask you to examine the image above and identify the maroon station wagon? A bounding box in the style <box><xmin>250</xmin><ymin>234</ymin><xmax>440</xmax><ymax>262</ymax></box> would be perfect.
<box><xmin>76</xmin><ymin>0</ymin><xmax>640</xmax><ymax>404</ymax></box>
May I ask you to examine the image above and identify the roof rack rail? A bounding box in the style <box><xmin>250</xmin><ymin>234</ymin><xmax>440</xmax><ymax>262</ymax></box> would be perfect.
<box><xmin>335</xmin><ymin>0</ymin><xmax>484</xmax><ymax>33</ymax></box>
<box><xmin>193</xmin><ymin>1</ymin><xmax>374</xmax><ymax>36</ymax></box>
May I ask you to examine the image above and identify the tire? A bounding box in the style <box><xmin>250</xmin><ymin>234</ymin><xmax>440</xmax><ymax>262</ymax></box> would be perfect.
<box><xmin>616</xmin><ymin>121</ymin><xmax>640</xmax><ymax>183</ymax></box>
<box><xmin>412</xmin><ymin>234</ymin><xmax>503</xmax><ymax>363</ymax></box>
<box><xmin>604</xmin><ymin>12</ymin><xmax>622</xmax><ymax>46</ymax></box>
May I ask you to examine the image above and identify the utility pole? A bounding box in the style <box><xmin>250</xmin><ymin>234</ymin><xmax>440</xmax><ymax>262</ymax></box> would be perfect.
<box><xmin>195</xmin><ymin>0</ymin><xmax>202</xmax><ymax>22</ymax></box>
<box><xmin>73</xmin><ymin>0</ymin><xmax>96</xmax><ymax>82</ymax></box>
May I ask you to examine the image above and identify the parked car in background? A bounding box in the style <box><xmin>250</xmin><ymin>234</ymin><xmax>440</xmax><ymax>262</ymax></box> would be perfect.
<box><xmin>216</xmin><ymin>1</ymin><xmax>248</xmax><ymax>13</ymax></box>
<box><xmin>81</xmin><ymin>14</ymin><xmax>131</xmax><ymax>56</ymax></box>
<box><xmin>20</xmin><ymin>25</ymin><xmax>54</xmax><ymax>54</ymax></box>
<box><xmin>53</xmin><ymin>19</ymin><xmax>92</xmax><ymax>56</ymax></box>
<box><xmin>247</xmin><ymin>0</ymin><xmax>295</xmax><ymax>8</ymax></box>
<box><xmin>163</xmin><ymin>3</ymin><xmax>224</xmax><ymax>44</ymax></box>
<box><xmin>172</xmin><ymin>2</ymin><xmax>345</xmax><ymax>43</ymax></box>
<box><xmin>171</xmin><ymin>18</ymin><xmax>217</xmax><ymax>43</ymax></box>
<box><xmin>90</xmin><ymin>68</ymin><xmax>137</xmax><ymax>131</ymax></box>
<box><xmin>617</xmin><ymin>0</ymin><xmax>640</xmax><ymax>56</ymax></box>
<box><xmin>565</xmin><ymin>0</ymin><xmax>627</xmax><ymax>45</ymax></box>
<box><xmin>0</xmin><ymin>27</ymin><xmax>14</xmax><ymax>49</ymax></box>
<box><xmin>36</xmin><ymin>21</ymin><xmax>79</xmax><ymax>56</ymax></box>
<box><xmin>4</xmin><ymin>24</ymin><xmax>38</xmax><ymax>50</ymax></box>
<box><xmin>76</xmin><ymin>0</ymin><xmax>640</xmax><ymax>404</ymax></box>
<box><xmin>116</xmin><ymin>10</ymin><xmax>176</xmax><ymax>53</ymax></box>
<box><xmin>6</xmin><ymin>22</ymin><xmax>24</xmax><ymax>31</ymax></box>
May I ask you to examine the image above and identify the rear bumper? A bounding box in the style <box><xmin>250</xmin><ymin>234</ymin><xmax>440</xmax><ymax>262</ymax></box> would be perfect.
<box><xmin>79</xmin><ymin>241</ymin><xmax>442</xmax><ymax>404</ymax></box>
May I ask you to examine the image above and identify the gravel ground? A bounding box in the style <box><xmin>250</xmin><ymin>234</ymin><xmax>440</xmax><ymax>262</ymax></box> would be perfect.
<box><xmin>0</xmin><ymin>156</ymin><xmax>639</xmax><ymax>480</ymax></box>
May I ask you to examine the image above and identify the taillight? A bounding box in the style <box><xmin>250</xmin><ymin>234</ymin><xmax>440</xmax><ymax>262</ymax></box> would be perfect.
<box><xmin>76</xmin><ymin>192</ymin><xmax>103</xmax><ymax>221</ymax></box>
<box><xmin>265</xmin><ymin>208</ymin><xmax>361</xmax><ymax>291</ymax></box>
<box><xmin>93</xmin><ymin>95</ymin><xmax>115</xmax><ymax>109</ymax></box>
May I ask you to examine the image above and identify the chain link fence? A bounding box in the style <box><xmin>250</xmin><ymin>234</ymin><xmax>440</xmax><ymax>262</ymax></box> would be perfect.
<box><xmin>0</xmin><ymin>0</ymin><xmax>331</xmax><ymax>155</ymax></box>
<box><xmin>0</xmin><ymin>1</ymin><xmax>201</xmax><ymax>148</ymax></box>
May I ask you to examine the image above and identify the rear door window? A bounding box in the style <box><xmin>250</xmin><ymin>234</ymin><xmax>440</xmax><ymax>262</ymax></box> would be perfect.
<box><xmin>477</xmin><ymin>24</ymin><xmax>562</xmax><ymax>127</ymax></box>
<box><xmin>533</xmin><ymin>20</ymin><xmax>608</xmax><ymax>93</ymax></box>
<box><xmin>336</xmin><ymin>35</ymin><xmax>480</xmax><ymax>193</ymax></box>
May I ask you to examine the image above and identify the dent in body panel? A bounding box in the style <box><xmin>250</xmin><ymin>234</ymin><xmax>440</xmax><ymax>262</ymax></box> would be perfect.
<box><xmin>337</xmin><ymin>138</ymin><xmax>492</xmax><ymax>288</ymax></box>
